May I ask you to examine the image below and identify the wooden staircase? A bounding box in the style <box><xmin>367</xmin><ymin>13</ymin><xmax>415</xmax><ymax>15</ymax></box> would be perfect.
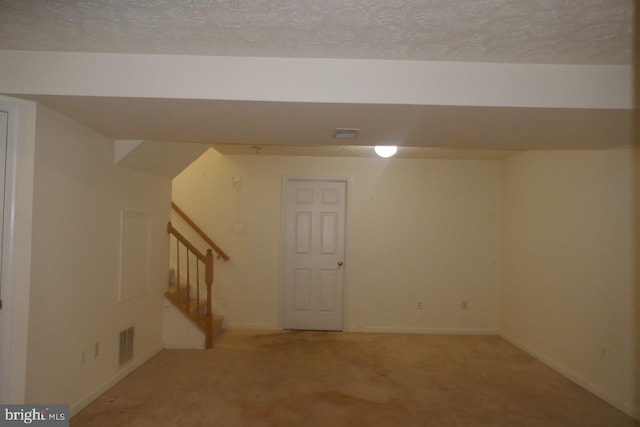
<box><xmin>164</xmin><ymin>284</ymin><xmax>223</xmax><ymax>341</ymax></box>
<box><xmin>167</xmin><ymin>202</ymin><xmax>230</xmax><ymax>349</ymax></box>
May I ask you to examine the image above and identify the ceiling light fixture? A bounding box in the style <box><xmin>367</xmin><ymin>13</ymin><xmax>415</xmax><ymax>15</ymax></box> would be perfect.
<box><xmin>374</xmin><ymin>145</ymin><xmax>398</xmax><ymax>158</ymax></box>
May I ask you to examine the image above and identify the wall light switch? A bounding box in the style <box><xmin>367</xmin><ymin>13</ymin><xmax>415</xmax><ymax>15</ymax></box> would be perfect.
<box><xmin>234</xmin><ymin>224</ymin><xmax>245</xmax><ymax>234</ymax></box>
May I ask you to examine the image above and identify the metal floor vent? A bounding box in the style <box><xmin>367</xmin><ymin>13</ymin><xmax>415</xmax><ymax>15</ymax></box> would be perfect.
<box><xmin>119</xmin><ymin>326</ymin><xmax>134</xmax><ymax>366</ymax></box>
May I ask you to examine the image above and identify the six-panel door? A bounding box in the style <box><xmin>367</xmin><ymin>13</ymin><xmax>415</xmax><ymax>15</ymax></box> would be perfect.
<box><xmin>283</xmin><ymin>179</ymin><xmax>346</xmax><ymax>331</ymax></box>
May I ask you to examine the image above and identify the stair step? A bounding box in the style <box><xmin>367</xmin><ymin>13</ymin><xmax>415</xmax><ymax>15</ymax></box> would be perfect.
<box><xmin>167</xmin><ymin>283</ymin><xmax>206</xmax><ymax>305</ymax></box>
<box><xmin>188</xmin><ymin>300</ymin><xmax>207</xmax><ymax>317</ymax></box>
<box><xmin>164</xmin><ymin>290</ymin><xmax>224</xmax><ymax>348</ymax></box>
<box><xmin>166</xmin><ymin>293</ymin><xmax>207</xmax><ymax>316</ymax></box>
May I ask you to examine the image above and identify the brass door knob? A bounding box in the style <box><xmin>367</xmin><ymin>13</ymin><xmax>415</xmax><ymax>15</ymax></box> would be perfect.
<box><xmin>337</xmin><ymin>260</ymin><xmax>344</xmax><ymax>266</ymax></box>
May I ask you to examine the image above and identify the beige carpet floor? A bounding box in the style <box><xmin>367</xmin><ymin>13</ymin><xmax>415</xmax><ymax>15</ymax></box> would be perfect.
<box><xmin>72</xmin><ymin>330</ymin><xmax>638</xmax><ymax>427</ymax></box>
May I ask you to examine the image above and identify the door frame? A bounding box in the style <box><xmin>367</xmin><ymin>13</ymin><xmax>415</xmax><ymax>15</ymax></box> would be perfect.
<box><xmin>279</xmin><ymin>176</ymin><xmax>350</xmax><ymax>331</ymax></box>
<box><xmin>0</xmin><ymin>96</ymin><xmax>36</xmax><ymax>404</ymax></box>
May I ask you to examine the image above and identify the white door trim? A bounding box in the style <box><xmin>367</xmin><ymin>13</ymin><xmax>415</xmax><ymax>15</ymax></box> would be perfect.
<box><xmin>279</xmin><ymin>176</ymin><xmax>350</xmax><ymax>331</ymax></box>
<box><xmin>0</xmin><ymin>96</ymin><xmax>36</xmax><ymax>404</ymax></box>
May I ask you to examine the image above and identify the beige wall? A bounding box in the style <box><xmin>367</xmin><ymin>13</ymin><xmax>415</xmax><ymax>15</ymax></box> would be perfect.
<box><xmin>27</xmin><ymin>105</ymin><xmax>171</xmax><ymax>413</ymax></box>
<box><xmin>172</xmin><ymin>149</ymin><xmax>502</xmax><ymax>333</ymax></box>
<box><xmin>501</xmin><ymin>147</ymin><xmax>635</xmax><ymax>415</ymax></box>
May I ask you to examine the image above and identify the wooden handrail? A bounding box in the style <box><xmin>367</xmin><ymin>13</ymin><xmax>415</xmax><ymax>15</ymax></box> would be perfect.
<box><xmin>167</xmin><ymin>222</ymin><xmax>206</xmax><ymax>261</ymax></box>
<box><xmin>171</xmin><ymin>202</ymin><xmax>230</xmax><ymax>261</ymax></box>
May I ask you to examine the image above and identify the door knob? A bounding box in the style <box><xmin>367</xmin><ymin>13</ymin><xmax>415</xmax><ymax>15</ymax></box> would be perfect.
<box><xmin>337</xmin><ymin>260</ymin><xmax>344</xmax><ymax>266</ymax></box>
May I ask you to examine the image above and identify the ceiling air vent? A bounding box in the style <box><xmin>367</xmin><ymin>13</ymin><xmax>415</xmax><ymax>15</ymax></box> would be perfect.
<box><xmin>333</xmin><ymin>128</ymin><xmax>360</xmax><ymax>139</ymax></box>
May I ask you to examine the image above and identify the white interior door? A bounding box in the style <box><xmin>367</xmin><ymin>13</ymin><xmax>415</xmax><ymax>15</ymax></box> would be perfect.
<box><xmin>283</xmin><ymin>179</ymin><xmax>346</xmax><ymax>331</ymax></box>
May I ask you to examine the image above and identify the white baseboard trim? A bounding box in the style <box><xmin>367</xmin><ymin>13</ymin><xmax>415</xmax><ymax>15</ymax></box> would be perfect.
<box><xmin>224</xmin><ymin>322</ymin><xmax>278</xmax><ymax>330</ymax></box>
<box><xmin>360</xmin><ymin>326</ymin><xmax>498</xmax><ymax>335</ymax></box>
<box><xmin>500</xmin><ymin>333</ymin><xmax>639</xmax><ymax>421</ymax></box>
<box><xmin>163</xmin><ymin>342</ymin><xmax>205</xmax><ymax>350</ymax></box>
<box><xmin>69</xmin><ymin>344</ymin><xmax>163</xmax><ymax>418</ymax></box>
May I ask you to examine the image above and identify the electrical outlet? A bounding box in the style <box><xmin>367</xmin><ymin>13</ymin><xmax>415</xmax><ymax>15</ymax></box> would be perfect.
<box><xmin>94</xmin><ymin>342</ymin><xmax>100</xmax><ymax>358</ymax></box>
<box><xmin>461</xmin><ymin>301</ymin><xmax>469</xmax><ymax>310</ymax></box>
<box><xmin>416</xmin><ymin>300</ymin><xmax>423</xmax><ymax>311</ymax></box>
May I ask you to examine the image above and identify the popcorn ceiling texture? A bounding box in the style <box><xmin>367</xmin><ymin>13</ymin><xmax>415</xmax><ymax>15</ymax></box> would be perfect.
<box><xmin>0</xmin><ymin>0</ymin><xmax>632</xmax><ymax>64</ymax></box>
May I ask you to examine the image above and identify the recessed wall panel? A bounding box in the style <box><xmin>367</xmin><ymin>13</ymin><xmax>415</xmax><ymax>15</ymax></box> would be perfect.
<box><xmin>119</xmin><ymin>211</ymin><xmax>150</xmax><ymax>302</ymax></box>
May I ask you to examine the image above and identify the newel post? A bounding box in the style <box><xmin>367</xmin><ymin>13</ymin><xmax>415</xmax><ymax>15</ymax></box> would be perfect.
<box><xmin>205</xmin><ymin>249</ymin><xmax>214</xmax><ymax>348</ymax></box>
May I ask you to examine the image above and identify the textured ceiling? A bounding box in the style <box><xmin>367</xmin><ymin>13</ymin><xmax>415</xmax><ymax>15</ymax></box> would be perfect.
<box><xmin>0</xmin><ymin>0</ymin><xmax>632</xmax><ymax>64</ymax></box>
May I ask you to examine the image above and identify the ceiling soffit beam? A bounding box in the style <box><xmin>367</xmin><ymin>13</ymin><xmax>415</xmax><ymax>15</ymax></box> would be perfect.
<box><xmin>114</xmin><ymin>139</ymin><xmax>142</xmax><ymax>163</ymax></box>
<box><xmin>113</xmin><ymin>139</ymin><xmax>211</xmax><ymax>178</ymax></box>
<box><xmin>0</xmin><ymin>51</ymin><xmax>631</xmax><ymax>110</ymax></box>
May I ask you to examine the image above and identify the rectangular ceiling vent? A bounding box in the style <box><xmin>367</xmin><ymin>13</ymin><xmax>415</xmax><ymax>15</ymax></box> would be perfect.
<box><xmin>119</xmin><ymin>326</ymin><xmax>134</xmax><ymax>366</ymax></box>
<box><xmin>333</xmin><ymin>128</ymin><xmax>360</xmax><ymax>139</ymax></box>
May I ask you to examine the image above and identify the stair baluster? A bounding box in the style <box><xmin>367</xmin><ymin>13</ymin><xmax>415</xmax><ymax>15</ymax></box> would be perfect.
<box><xmin>166</xmin><ymin>222</ymin><xmax>217</xmax><ymax>348</ymax></box>
<box><xmin>166</xmin><ymin>204</ymin><xmax>229</xmax><ymax>349</ymax></box>
<box><xmin>205</xmin><ymin>249</ymin><xmax>213</xmax><ymax>349</ymax></box>
<box><xmin>185</xmin><ymin>248</ymin><xmax>191</xmax><ymax>313</ymax></box>
<box><xmin>196</xmin><ymin>261</ymin><xmax>200</xmax><ymax>321</ymax></box>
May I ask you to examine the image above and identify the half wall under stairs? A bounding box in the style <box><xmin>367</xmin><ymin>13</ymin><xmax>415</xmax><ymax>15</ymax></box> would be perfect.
<box><xmin>163</xmin><ymin>284</ymin><xmax>224</xmax><ymax>349</ymax></box>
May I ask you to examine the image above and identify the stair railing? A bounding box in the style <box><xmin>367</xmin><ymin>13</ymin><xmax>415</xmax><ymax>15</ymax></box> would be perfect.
<box><xmin>171</xmin><ymin>202</ymin><xmax>230</xmax><ymax>261</ymax></box>
<box><xmin>167</xmin><ymin>221</ymin><xmax>214</xmax><ymax>348</ymax></box>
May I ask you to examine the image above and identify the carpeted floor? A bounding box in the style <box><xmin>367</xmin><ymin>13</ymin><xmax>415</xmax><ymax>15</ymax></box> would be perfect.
<box><xmin>71</xmin><ymin>330</ymin><xmax>638</xmax><ymax>426</ymax></box>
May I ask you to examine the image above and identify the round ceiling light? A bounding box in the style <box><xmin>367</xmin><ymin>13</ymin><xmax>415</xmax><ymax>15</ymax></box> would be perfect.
<box><xmin>374</xmin><ymin>145</ymin><xmax>398</xmax><ymax>158</ymax></box>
